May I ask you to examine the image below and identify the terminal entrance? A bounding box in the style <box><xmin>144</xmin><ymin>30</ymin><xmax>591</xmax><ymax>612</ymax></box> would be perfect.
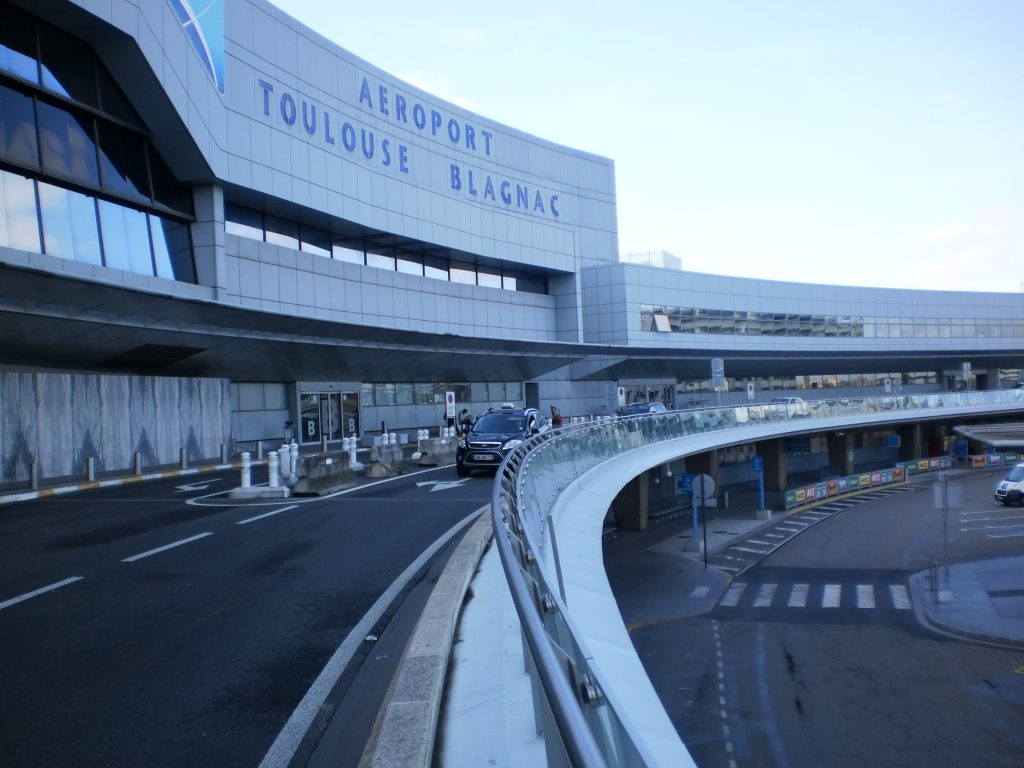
<box><xmin>300</xmin><ymin>391</ymin><xmax>359</xmax><ymax>444</ymax></box>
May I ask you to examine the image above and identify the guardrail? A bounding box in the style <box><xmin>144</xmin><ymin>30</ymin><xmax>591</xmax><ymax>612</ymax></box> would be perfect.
<box><xmin>489</xmin><ymin>390</ymin><xmax>1024</xmax><ymax>767</ymax></box>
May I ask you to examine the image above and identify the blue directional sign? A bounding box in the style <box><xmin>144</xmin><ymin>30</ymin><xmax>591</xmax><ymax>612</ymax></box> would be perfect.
<box><xmin>751</xmin><ymin>455</ymin><xmax>764</xmax><ymax>473</ymax></box>
<box><xmin>679</xmin><ymin>473</ymin><xmax>694</xmax><ymax>492</ymax></box>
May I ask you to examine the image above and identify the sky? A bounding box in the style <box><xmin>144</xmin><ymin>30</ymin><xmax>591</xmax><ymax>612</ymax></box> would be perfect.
<box><xmin>269</xmin><ymin>1</ymin><xmax>1023</xmax><ymax>293</ymax></box>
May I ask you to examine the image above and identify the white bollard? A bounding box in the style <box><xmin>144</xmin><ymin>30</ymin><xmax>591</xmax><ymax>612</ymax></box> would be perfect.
<box><xmin>290</xmin><ymin>443</ymin><xmax>299</xmax><ymax>479</ymax></box>
<box><xmin>279</xmin><ymin>444</ymin><xmax>290</xmax><ymax>479</ymax></box>
<box><xmin>342</xmin><ymin>437</ymin><xmax>350</xmax><ymax>454</ymax></box>
<box><xmin>268</xmin><ymin>451</ymin><xmax>280</xmax><ymax>488</ymax></box>
<box><xmin>389</xmin><ymin>432</ymin><xmax>397</xmax><ymax>446</ymax></box>
<box><xmin>349</xmin><ymin>438</ymin><xmax>358</xmax><ymax>466</ymax></box>
<box><xmin>240</xmin><ymin>452</ymin><xmax>251</xmax><ymax>488</ymax></box>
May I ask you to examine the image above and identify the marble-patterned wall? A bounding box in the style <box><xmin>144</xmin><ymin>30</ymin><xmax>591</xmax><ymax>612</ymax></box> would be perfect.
<box><xmin>0</xmin><ymin>372</ymin><xmax>231</xmax><ymax>485</ymax></box>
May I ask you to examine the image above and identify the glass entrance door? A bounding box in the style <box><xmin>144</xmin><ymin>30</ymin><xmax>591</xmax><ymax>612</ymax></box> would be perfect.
<box><xmin>300</xmin><ymin>390</ymin><xmax>359</xmax><ymax>444</ymax></box>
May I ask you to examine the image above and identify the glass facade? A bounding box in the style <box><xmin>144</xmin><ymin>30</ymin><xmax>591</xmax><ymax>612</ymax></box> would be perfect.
<box><xmin>0</xmin><ymin>2</ymin><xmax>196</xmax><ymax>283</ymax></box>
<box><xmin>641</xmin><ymin>305</ymin><xmax>1024</xmax><ymax>340</ymax></box>
<box><xmin>226</xmin><ymin>202</ymin><xmax>549</xmax><ymax>295</ymax></box>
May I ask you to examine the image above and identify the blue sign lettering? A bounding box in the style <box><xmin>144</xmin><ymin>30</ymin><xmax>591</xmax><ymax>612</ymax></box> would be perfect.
<box><xmin>449</xmin><ymin>163</ymin><xmax>560</xmax><ymax>219</ymax></box>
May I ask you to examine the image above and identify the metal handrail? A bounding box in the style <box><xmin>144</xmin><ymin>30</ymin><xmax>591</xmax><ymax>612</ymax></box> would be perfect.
<box><xmin>490</xmin><ymin>390</ymin><xmax>1024</xmax><ymax>766</ymax></box>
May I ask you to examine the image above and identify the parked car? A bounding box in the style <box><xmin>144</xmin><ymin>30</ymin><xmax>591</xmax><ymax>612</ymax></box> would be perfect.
<box><xmin>455</xmin><ymin>404</ymin><xmax>546</xmax><ymax>476</ymax></box>
<box><xmin>995</xmin><ymin>462</ymin><xmax>1024</xmax><ymax>506</ymax></box>
<box><xmin>614</xmin><ymin>399</ymin><xmax>671</xmax><ymax>417</ymax></box>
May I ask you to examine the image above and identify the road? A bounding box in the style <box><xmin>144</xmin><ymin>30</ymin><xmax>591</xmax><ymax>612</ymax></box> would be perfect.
<box><xmin>0</xmin><ymin>465</ymin><xmax>492</xmax><ymax>768</ymax></box>
<box><xmin>625</xmin><ymin>471</ymin><xmax>1024</xmax><ymax>768</ymax></box>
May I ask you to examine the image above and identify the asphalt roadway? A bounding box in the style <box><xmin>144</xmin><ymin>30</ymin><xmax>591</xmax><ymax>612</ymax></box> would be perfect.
<box><xmin>0</xmin><ymin>461</ymin><xmax>493</xmax><ymax>768</ymax></box>
<box><xmin>605</xmin><ymin>469</ymin><xmax>1024</xmax><ymax>768</ymax></box>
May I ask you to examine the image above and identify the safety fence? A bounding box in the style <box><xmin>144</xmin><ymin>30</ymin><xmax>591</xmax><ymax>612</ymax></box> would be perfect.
<box><xmin>490</xmin><ymin>389</ymin><xmax>1024</xmax><ymax>767</ymax></box>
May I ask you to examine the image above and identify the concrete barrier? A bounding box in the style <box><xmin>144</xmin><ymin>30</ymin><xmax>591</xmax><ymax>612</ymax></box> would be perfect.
<box><xmin>291</xmin><ymin>451</ymin><xmax>358</xmax><ymax>496</ymax></box>
<box><xmin>365</xmin><ymin>443</ymin><xmax>408</xmax><ymax>479</ymax></box>
<box><xmin>416</xmin><ymin>436</ymin><xmax>457</xmax><ymax>467</ymax></box>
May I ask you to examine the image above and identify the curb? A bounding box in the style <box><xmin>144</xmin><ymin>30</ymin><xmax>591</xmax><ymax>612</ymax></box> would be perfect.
<box><xmin>359</xmin><ymin>510</ymin><xmax>493</xmax><ymax>768</ymax></box>
<box><xmin>908</xmin><ymin>571</ymin><xmax>1024</xmax><ymax>651</ymax></box>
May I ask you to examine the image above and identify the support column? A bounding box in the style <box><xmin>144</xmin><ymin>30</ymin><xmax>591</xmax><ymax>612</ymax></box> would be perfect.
<box><xmin>611</xmin><ymin>470</ymin><xmax>649</xmax><ymax>531</ymax></box>
<box><xmin>685</xmin><ymin>449</ymin><xmax>720</xmax><ymax>482</ymax></box>
<box><xmin>827</xmin><ymin>432</ymin><xmax>855</xmax><ymax>475</ymax></box>
<box><xmin>897</xmin><ymin>423</ymin><xmax>923</xmax><ymax>461</ymax></box>
<box><xmin>191</xmin><ymin>184</ymin><xmax>226</xmax><ymax>299</ymax></box>
<box><xmin>760</xmin><ymin>438</ymin><xmax>788</xmax><ymax>492</ymax></box>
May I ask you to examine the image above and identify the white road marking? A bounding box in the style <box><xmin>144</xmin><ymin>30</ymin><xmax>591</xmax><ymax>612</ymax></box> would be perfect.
<box><xmin>236</xmin><ymin>505</ymin><xmax>299</xmax><ymax>525</ymax></box>
<box><xmin>788</xmin><ymin>584</ymin><xmax>809</xmax><ymax>608</ymax></box>
<box><xmin>822</xmin><ymin>584</ymin><xmax>842</xmax><ymax>608</ymax></box>
<box><xmin>0</xmin><ymin>576</ymin><xmax>84</xmax><ymax>612</ymax></box>
<box><xmin>690</xmin><ymin>586</ymin><xmax>711</xmax><ymax>599</ymax></box>
<box><xmin>754</xmin><ymin>583</ymin><xmax>777</xmax><ymax>607</ymax></box>
<box><xmin>720</xmin><ymin>583</ymin><xmax>746</xmax><ymax>607</ymax></box>
<box><xmin>890</xmin><ymin>585</ymin><xmax>912</xmax><ymax>610</ymax></box>
<box><xmin>856</xmin><ymin>585</ymin><xmax>875</xmax><ymax>609</ymax></box>
<box><xmin>122</xmin><ymin>532</ymin><xmax>214</xmax><ymax>562</ymax></box>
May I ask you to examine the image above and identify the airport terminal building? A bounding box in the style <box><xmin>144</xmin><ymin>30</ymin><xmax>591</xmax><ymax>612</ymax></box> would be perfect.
<box><xmin>1</xmin><ymin>0</ymin><xmax>1022</xmax><ymax>485</ymax></box>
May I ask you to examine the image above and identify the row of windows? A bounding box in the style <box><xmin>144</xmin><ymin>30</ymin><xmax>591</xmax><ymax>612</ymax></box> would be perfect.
<box><xmin>678</xmin><ymin>371</ymin><xmax>935</xmax><ymax>394</ymax></box>
<box><xmin>226</xmin><ymin>203</ymin><xmax>549</xmax><ymax>295</ymax></box>
<box><xmin>0</xmin><ymin>8</ymin><xmax>192</xmax><ymax>217</ymax></box>
<box><xmin>641</xmin><ymin>306</ymin><xmax>1024</xmax><ymax>339</ymax></box>
<box><xmin>0</xmin><ymin>168</ymin><xmax>195</xmax><ymax>282</ymax></box>
<box><xmin>359</xmin><ymin>381</ymin><xmax>524</xmax><ymax>407</ymax></box>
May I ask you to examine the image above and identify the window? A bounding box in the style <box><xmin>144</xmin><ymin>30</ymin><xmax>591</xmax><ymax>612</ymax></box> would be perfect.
<box><xmin>225</xmin><ymin>204</ymin><xmax>263</xmax><ymax>240</ymax></box>
<box><xmin>98</xmin><ymin>199</ymin><xmax>151</xmax><ymax>273</ymax></box>
<box><xmin>300</xmin><ymin>225</ymin><xmax>330</xmax><ymax>257</ymax></box>
<box><xmin>477</xmin><ymin>266</ymin><xmax>501</xmax><ymax>288</ymax></box>
<box><xmin>0</xmin><ymin>4</ymin><xmax>39</xmax><ymax>83</ymax></box>
<box><xmin>37</xmin><ymin>100</ymin><xmax>100</xmax><ymax>186</ymax></box>
<box><xmin>396</xmin><ymin>252</ymin><xmax>423</xmax><ymax>275</ymax></box>
<box><xmin>333</xmin><ymin>243</ymin><xmax>364</xmax><ymax>264</ymax></box>
<box><xmin>0</xmin><ymin>170</ymin><xmax>40</xmax><ymax>251</ymax></box>
<box><xmin>264</xmin><ymin>214</ymin><xmax>299</xmax><ymax>249</ymax></box>
<box><xmin>450</xmin><ymin>261</ymin><xmax>476</xmax><ymax>284</ymax></box>
<box><xmin>0</xmin><ymin>82</ymin><xmax>39</xmax><ymax>167</ymax></box>
<box><xmin>366</xmin><ymin>251</ymin><xmax>396</xmax><ymax>270</ymax></box>
<box><xmin>38</xmin><ymin>180</ymin><xmax>101</xmax><ymax>264</ymax></box>
<box><xmin>97</xmin><ymin>122</ymin><xmax>149</xmax><ymax>203</ymax></box>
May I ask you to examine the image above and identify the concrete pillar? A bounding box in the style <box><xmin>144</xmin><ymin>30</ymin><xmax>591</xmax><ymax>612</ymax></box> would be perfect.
<box><xmin>827</xmin><ymin>432</ymin><xmax>855</xmax><ymax>475</ymax></box>
<box><xmin>761</xmin><ymin>438</ymin><xmax>788</xmax><ymax>492</ymax></box>
<box><xmin>686</xmin><ymin>450</ymin><xmax>720</xmax><ymax>484</ymax></box>
<box><xmin>898</xmin><ymin>423</ymin><xmax>923</xmax><ymax>460</ymax></box>
<box><xmin>191</xmin><ymin>184</ymin><xmax>227</xmax><ymax>298</ymax></box>
<box><xmin>611</xmin><ymin>470</ymin><xmax>649</xmax><ymax>531</ymax></box>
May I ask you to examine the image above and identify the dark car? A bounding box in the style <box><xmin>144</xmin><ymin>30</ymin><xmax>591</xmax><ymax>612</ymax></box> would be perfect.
<box><xmin>617</xmin><ymin>401</ymin><xmax>668</xmax><ymax>416</ymax></box>
<box><xmin>456</xmin><ymin>404</ymin><xmax>546</xmax><ymax>476</ymax></box>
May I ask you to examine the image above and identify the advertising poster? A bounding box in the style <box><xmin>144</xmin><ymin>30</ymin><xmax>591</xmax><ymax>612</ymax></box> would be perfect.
<box><xmin>827</xmin><ymin>479</ymin><xmax>839</xmax><ymax>495</ymax></box>
<box><xmin>838</xmin><ymin>476</ymin><xmax>850</xmax><ymax>492</ymax></box>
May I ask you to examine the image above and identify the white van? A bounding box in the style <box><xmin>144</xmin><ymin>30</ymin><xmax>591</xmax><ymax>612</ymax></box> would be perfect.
<box><xmin>994</xmin><ymin>462</ymin><xmax>1024</xmax><ymax>506</ymax></box>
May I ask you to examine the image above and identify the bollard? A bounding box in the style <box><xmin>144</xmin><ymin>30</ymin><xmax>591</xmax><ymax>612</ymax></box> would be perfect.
<box><xmin>31</xmin><ymin>461</ymin><xmax>38</xmax><ymax>490</ymax></box>
<box><xmin>279</xmin><ymin>444</ymin><xmax>290</xmax><ymax>479</ymax></box>
<box><xmin>321</xmin><ymin>433</ymin><xmax>328</xmax><ymax>453</ymax></box>
<box><xmin>87</xmin><ymin>456</ymin><xmax>95</xmax><ymax>483</ymax></box>
<box><xmin>221</xmin><ymin>443</ymin><xmax>228</xmax><ymax>464</ymax></box>
<box><xmin>268</xmin><ymin>451</ymin><xmax>280</xmax><ymax>488</ymax></box>
<box><xmin>348</xmin><ymin>438</ymin><xmax>358</xmax><ymax>466</ymax></box>
<box><xmin>389</xmin><ymin>432</ymin><xmax>396</xmax><ymax>446</ymax></box>
<box><xmin>240</xmin><ymin>452</ymin><xmax>251</xmax><ymax>488</ymax></box>
<box><xmin>257</xmin><ymin>440</ymin><xmax>264</xmax><ymax>460</ymax></box>
<box><xmin>134</xmin><ymin>451</ymin><xmax>142</xmax><ymax>476</ymax></box>
<box><xmin>180</xmin><ymin>447</ymin><xmax>187</xmax><ymax>470</ymax></box>
<box><xmin>290</xmin><ymin>443</ymin><xmax>299</xmax><ymax>479</ymax></box>
<box><xmin>342</xmin><ymin>437</ymin><xmax>350</xmax><ymax>454</ymax></box>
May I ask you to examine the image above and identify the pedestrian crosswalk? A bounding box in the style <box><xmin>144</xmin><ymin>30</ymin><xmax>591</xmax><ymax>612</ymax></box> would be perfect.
<box><xmin>714</xmin><ymin>581</ymin><xmax>913</xmax><ymax>612</ymax></box>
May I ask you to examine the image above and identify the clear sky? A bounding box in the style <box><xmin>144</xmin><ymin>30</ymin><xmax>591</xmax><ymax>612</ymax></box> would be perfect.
<box><xmin>269</xmin><ymin>1</ymin><xmax>1023</xmax><ymax>293</ymax></box>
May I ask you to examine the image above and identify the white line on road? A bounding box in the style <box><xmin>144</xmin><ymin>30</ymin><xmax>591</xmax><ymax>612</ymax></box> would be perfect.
<box><xmin>258</xmin><ymin>507</ymin><xmax>485</xmax><ymax>768</ymax></box>
<box><xmin>822</xmin><ymin>584</ymin><xmax>842</xmax><ymax>608</ymax></box>
<box><xmin>788</xmin><ymin>584</ymin><xmax>809</xmax><ymax>608</ymax></box>
<box><xmin>720</xmin><ymin>583</ymin><xmax>746</xmax><ymax>607</ymax></box>
<box><xmin>754</xmin><ymin>584</ymin><xmax>777</xmax><ymax>607</ymax></box>
<box><xmin>0</xmin><ymin>576</ymin><xmax>84</xmax><ymax>612</ymax></box>
<box><xmin>890</xmin><ymin>585</ymin><xmax>912</xmax><ymax>610</ymax></box>
<box><xmin>236</xmin><ymin>505</ymin><xmax>299</xmax><ymax>525</ymax></box>
<box><xmin>856</xmin><ymin>585</ymin><xmax>875</xmax><ymax>609</ymax></box>
<box><xmin>122</xmin><ymin>532</ymin><xmax>214</xmax><ymax>562</ymax></box>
